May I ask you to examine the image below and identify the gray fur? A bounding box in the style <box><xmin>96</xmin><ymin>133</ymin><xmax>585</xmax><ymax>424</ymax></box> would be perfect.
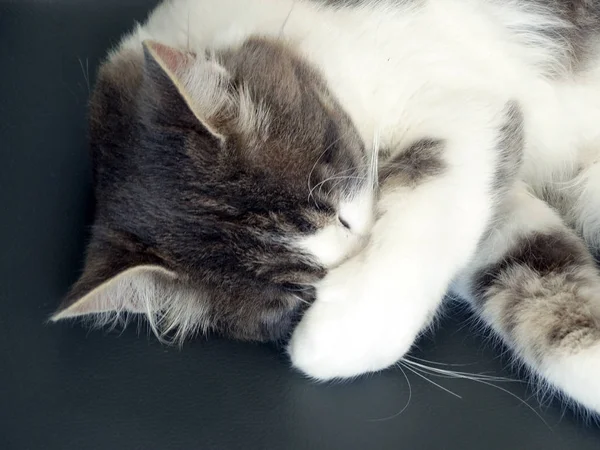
<box><xmin>378</xmin><ymin>139</ymin><xmax>446</xmax><ymax>188</ymax></box>
<box><xmin>492</xmin><ymin>101</ymin><xmax>525</xmax><ymax>195</ymax></box>
<box><xmin>472</xmin><ymin>229</ymin><xmax>600</xmax><ymax>358</ymax></box>
<box><xmin>314</xmin><ymin>0</ymin><xmax>421</xmax><ymax>9</ymax></box>
<box><xmin>53</xmin><ymin>36</ymin><xmax>368</xmax><ymax>343</ymax></box>
<box><xmin>508</xmin><ymin>0</ymin><xmax>600</xmax><ymax>72</ymax></box>
<box><xmin>476</xmin><ymin>101</ymin><xmax>526</xmax><ymax>249</ymax></box>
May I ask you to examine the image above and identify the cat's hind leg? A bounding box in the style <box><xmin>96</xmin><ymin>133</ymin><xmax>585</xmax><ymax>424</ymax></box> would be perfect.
<box><xmin>454</xmin><ymin>184</ymin><xmax>600</xmax><ymax>415</ymax></box>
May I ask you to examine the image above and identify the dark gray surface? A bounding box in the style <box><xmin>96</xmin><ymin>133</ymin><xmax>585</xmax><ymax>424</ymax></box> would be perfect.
<box><xmin>1</xmin><ymin>1</ymin><xmax>599</xmax><ymax>449</ymax></box>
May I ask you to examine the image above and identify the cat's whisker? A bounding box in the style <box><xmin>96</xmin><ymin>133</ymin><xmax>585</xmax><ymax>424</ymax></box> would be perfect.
<box><xmin>280</xmin><ymin>1</ymin><xmax>296</xmax><ymax>36</ymax></box>
<box><xmin>398</xmin><ymin>361</ymin><xmax>463</xmax><ymax>399</ymax></box>
<box><xmin>326</xmin><ymin>175</ymin><xmax>368</xmax><ymax>197</ymax></box>
<box><xmin>402</xmin><ymin>358</ymin><xmax>517</xmax><ymax>383</ymax></box>
<box><xmin>309</xmin><ymin>175</ymin><xmax>367</xmax><ymax>202</ymax></box>
<box><xmin>53</xmin><ymin>0</ymin><xmax>600</xmax><ymax>422</ymax></box>
<box><xmin>307</xmin><ymin>148</ymin><xmax>332</xmax><ymax>204</ymax></box>
<box><xmin>311</xmin><ymin>161</ymin><xmax>385</xmax><ymax>201</ymax></box>
<box><xmin>307</xmin><ymin>129</ymin><xmax>354</xmax><ymax>204</ymax></box>
<box><xmin>400</xmin><ymin>359</ymin><xmax>550</xmax><ymax>427</ymax></box>
<box><xmin>326</xmin><ymin>178</ymin><xmax>347</xmax><ymax>198</ymax></box>
<box><xmin>285</xmin><ymin>284</ymin><xmax>315</xmax><ymax>292</ymax></box>
<box><xmin>78</xmin><ymin>57</ymin><xmax>90</xmax><ymax>94</ymax></box>
<box><xmin>290</xmin><ymin>294</ymin><xmax>312</xmax><ymax>306</ymax></box>
<box><xmin>368</xmin><ymin>364</ymin><xmax>413</xmax><ymax>421</ymax></box>
<box><xmin>370</xmin><ymin>129</ymin><xmax>381</xmax><ymax>189</ymax></box>
<box><xmin>405</xmin><ymin>355</ymin><xmax>478</xmax><ymax>368</ymax></box>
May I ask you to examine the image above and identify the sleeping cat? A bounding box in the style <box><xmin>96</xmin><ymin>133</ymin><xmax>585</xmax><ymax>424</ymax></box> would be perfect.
<box><xmin>51</xmin><ymin>0</ymin><xmax>600</xmax><ymax>415</ymax></box>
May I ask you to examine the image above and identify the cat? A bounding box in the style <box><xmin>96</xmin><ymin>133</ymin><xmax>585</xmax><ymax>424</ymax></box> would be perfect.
<box><xmin>51</xmin><ymin>0</ymin><xmax>600</xmax><ymax>416</ymax></box>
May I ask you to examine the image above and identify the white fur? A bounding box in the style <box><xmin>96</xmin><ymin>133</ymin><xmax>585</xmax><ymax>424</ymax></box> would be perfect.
<box><xmin>122</xmin><ymin>0</ymin><xmax>600</xmax><ymax>412</ymax></box>
<box><xmin>296</xmin><ymin>222</ymin><xmax>365</xmax><ymax>268</ymax></box>
<box><xmin>297</xmin><ymin>188</ymin><xmax>375</xmax><ymax>268</ymax></box>
<box><xmin>453</xmin><ymin>185</ymin><xmax>600</xmax><ymax>415</ymax></box>
<box><xmin>291</xmin><ymin>93</ymin><xmax>504</xmax><ymax>377</ymax></box>
<box><xmin>574</xmin><ymin>162</ymin><xmax>600</xmax><ymax>249</ymax></box>
<box><xmin>549</xmin><ymin>343</ymin><xmax>600</xmax><ymax>414</ymax></box>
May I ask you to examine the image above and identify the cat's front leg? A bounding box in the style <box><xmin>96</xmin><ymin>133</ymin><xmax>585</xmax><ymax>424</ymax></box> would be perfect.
<box><xmin>289</xmin><ymin>100</ymin><xmax>524</xmax><ymax>380</ymax></box>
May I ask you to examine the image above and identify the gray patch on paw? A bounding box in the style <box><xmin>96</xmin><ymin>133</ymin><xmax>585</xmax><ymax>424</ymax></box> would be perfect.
<box><xmin>472</xmin><ymin>229</ymin><xmax>600</xmax><ymax>354</ymax></box>
<box><xmin>378</xmin><ymin>138</ymin><xmax>446</xmax><ymax>188</ymax></box>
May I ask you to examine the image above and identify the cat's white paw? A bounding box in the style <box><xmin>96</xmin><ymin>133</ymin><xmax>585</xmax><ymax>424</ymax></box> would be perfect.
<box><xmin>544</xmin><ymin>342</ymin><xmax>600</xmax><ymax>415</ymax></box>
<box><xmin>288</xmin><ymin>259</ymin><xmax>414</xmax><ymax>380</ymax></box>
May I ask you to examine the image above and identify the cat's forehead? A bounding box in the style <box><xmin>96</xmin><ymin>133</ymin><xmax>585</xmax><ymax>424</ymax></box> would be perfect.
<box><xmin>91</xmin><ymin>35</ymin><xmax>367</xmax><ymax>210</ymax></box>
<box><xmin>218</xmin><ymin>37</ymin><xmax>326</xmax><ymax>102</ymax></box>
<box><xmin>213</xmin><ymin>37</ymin><xmax>364</xmax><ymax>179</ymax></box>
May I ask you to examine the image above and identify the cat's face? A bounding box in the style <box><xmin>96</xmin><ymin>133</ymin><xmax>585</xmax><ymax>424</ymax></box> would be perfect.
<box><xmin>52</xmin><ymin>37</ymin><xmax>375</xmax><ymax>342</ymax></box>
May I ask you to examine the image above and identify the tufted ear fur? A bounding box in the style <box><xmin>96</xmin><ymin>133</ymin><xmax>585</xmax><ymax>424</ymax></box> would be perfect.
<box><xmin>50</xmin><ymin>238</ymin><xmax>177</xmax><ymax>323</ymax></box>
<box><xmin>141</xmin><ymin>40</ymin><xmax>233</xmax><ymax>140</ymax></box>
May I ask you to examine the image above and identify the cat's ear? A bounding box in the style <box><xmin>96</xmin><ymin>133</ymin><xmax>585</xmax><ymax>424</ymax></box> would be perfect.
<box><xmin>50</xmin><ymin>240</ymin><xmax>177</xmax><ymax>322</ymax></box>
<box><xmin>141</xmin><ymin>40</ymin><xmax>232</xmax><ymax>141</ymax></box>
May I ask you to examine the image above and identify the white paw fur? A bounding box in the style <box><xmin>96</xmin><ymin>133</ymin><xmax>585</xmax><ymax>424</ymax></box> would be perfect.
<box><xmin>288</xmin><ymin>258</ymin><xmax>415</xmax><ymax>380</ymax></box>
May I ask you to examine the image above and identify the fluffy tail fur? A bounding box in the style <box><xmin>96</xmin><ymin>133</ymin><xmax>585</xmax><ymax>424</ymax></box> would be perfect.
<box><xmin>454</xmin><ymin>184</ymin><xmax>600</xmax><ymax>415</ymax></box>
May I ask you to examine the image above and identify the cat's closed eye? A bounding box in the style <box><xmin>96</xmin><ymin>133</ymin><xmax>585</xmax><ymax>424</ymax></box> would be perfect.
<box><xmin>52</xmin><ymin>36</ymin><xmax>375</xmax><ymax>343</ymax></box>
<box><xmin>338</xmin><ymin>216</ymin><xmax>351</xmax><ymax>230</ymax></box>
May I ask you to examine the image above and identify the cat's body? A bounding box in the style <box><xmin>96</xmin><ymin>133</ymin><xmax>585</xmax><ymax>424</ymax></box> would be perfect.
<box><xmin>53</xmin><ymin>0</ymin><xmax>600</xmax><ymax>415</ymax></box>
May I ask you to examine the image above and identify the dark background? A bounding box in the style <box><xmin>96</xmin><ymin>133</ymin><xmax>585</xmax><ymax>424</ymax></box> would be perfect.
<box><xmin>2</xmin><ymin>1</ymin><xmax>599</xmax><ymax>449</ymax></box>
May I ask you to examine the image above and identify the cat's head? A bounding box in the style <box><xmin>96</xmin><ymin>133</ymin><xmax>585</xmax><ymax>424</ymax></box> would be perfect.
<box><xmin>51</xmin><ymin>37</ymin><xmax>375</xmax><ymax>342</ymax></box>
